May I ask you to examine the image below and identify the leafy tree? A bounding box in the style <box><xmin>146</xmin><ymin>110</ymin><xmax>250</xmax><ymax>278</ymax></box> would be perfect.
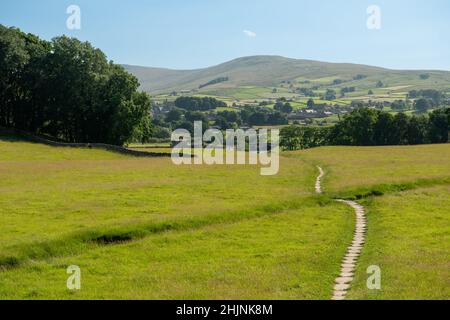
<box><xmin>307</xmin><ymin>98</ymin><xmax>315</xmax><ymax>108</ymax></box>
<box><xmin>152</xmin><ymin>126</ymin><xmax>171</xmax><ymax>139</ymax></box>
<box><xmin>166</xmin><ymin>108</ymin><xmax>183</xmax><ymax>122</ymax></box>
<box><xmin>391</xmin><ymin>100</ymin><xmax>408</xmax><ymax>111</ymax></box>
<box><xmin>282</xmin><ymin>107</ymin><xmax>449</xmax><ymax>150</ymax></box>
<box><xmin>409</xmin><ymin>89</ymin><xmax>443</xmax><ymax>105</ymax></box>
<box><xmin>333</xmin><ymin>108</ymin><xmax>379</xmax><ymax>145</ymax></box>
<box><xmin>0</xmin><ymin>25</ymin><xmax>152</xmax><ymax>145</ymax></box>
<box><xmin>215</xmin><ymin>116</ymin><xmax>231</xmax><ymax>129</ymax></box>
<box><xmin>407</xmin><ymin>115</ymin><xmax>428</xmax><ymax>144</ymax></box>
<box><xmin>373</xmin><ymin>112</ymin><xmax>395</xmax><ymax>145</ymax></box>
<box><xmin>274</xmin><ymin>102</ymin><xmax>293</xmax><ymax>114</ymax></box>
<box><xmin>216</xmin><ymin>110</ymin><xmax>241</xmax><ymax>127</ymax></box>
<box><xmin>267</xmin><ymin>111</ymin><xmax>288</xmax><ymax>125</ymax></box>
<box><xmin>353</xmin><ymin>74</ymin><xmax>367</xmax><ymax>80</ymax></box>
<box><xmin>280</xmin><ymin>125</ymin><xmax>330</xmax><ymax>150</ymax></box>
<box><xmin>323</xmin><ymin>89</ymin><xmax>336</xmax><ymax>100</ymax></box>
<box><xmin>340</xmin><ymin>87</ymin><xmax>356</xmax><ymax>96</ymax></box>
<box><xmin>0</xmin><ymin>26</ymin><xmax>30</xmax><ymax>128</ymax></box>
<box><xmin>273</xmin><ymin>101</ymin><xmax>284</xmax><ymax>111</ymax></box>
<box><xmin>174</xmin><ymin>96</ymin><xmax>226</xmax><ymax>111</ymax></box>
<box><xmin>414</xmin><ymin>98</ymin><xmax>432</xmax><ymax>113</ymax></box>
<box><xmin>281</xmin><ymin>103</ymin><xmax>293</xmax><ymax>114</ymax></box>
<box><xmin>248</xmin><ymin>111</ymin><xmax>267</xmax><ymax>126</ymax></box>
<box><xmin>428</xmin><ymin>109</ymin><xmax>449</xmax><ymax>143</ymax></box>
<box><xmin>391</xmin><ymin>113</ymin><xmax>410</xmax><ymax>145</ymax></box>
<box><xmin>199</xmin><ymin>76</ymin><xmax>228</xmax><ymax>89</ymax></box>
<box><xmin>185</xmin><ymin>111</ymin><xmax>207</xmax><ymax>122</ymax></box>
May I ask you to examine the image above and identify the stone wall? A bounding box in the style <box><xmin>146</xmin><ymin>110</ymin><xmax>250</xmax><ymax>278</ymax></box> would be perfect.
<box><xmin>0</xmin><ymin>127</ymin><xmax>172</xmax><ymax>158</ymax></box>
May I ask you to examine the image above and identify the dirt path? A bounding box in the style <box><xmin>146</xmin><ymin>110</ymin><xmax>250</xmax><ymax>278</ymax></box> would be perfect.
<box><xmin>315</xmin><ymin>166</ymin><xmax>367</xmax><ymax>300</ymax></box>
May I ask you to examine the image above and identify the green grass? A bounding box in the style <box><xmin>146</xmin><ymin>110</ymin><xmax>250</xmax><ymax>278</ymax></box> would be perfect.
<box><xmin>1</xmin><ymin>136</ymin><xmax>356</xmax><ymax>299</ymax></box>
<box><xmin>286</xmin><ymin>144</ymin><xmax>450</xmax><ymax>196</ymax></box>
<box><xmin>347</xmin><ymin>185</ymin><xmax>450</xmax><ymax>299</ymax></box>
<box><xmin>1</xmin><ymin>136</ymin><xmax>449</xmax><ymax>299</ymax></box>
<box><xmin>0</xmin><ymin>138</ymin><xmax>318</xmax><ymax>256</ymax></box>
<box><xmin>0</xmin><ymin>199</ymin><xmax>354</xmax><ymax>299</ymax></box>
<box><xmin>201</xmin><ymin>86</ymin><xmax>297</xmax><ymax>101</ymax></box>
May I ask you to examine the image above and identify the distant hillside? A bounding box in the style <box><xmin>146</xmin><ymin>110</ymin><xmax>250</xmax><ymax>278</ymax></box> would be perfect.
<box><xmin>123</xmin><ymin>55</ymin><xmax>450</xmax><ymax>95</ymax></box>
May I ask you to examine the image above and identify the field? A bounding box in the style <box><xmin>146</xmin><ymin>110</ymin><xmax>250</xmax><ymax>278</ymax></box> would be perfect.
<box><xmin>0</xmin><ymin>136</ymin><xmax>449</xmax><ymax>299</ymax></box>
<box><xmin>348</xmin><ymin>185</ymin><xmax>450</xmax><ymax>299</ymax></box>
<box><xmin>129</xmin><ymin>56</ymin><xmax>450</xmax><ymax>123</ymax></box>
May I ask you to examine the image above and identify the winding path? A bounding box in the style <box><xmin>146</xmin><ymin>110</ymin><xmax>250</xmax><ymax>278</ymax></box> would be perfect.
<box><xmin>315</xmin><ymin>166</ymin><xmax>367</xmax><ymax>300</ymax></box>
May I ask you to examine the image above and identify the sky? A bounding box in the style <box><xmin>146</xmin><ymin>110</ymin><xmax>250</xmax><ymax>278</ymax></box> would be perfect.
<box><xmin>1</xmin><ymin>0</ymin><xmax>449</xmax><ymax>70</ymax></box>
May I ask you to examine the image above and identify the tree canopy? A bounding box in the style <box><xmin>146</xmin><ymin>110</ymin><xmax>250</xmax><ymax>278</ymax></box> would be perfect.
<box><xmin>0</xmin><ymin>25</ymin><xmax>152</xmax><ymax>145</ymax></box>
<box><xmin>174</xmin><ymin>96</ymin><xmax>226</xmax><ymax>111</ymax></box>
<box><xmin>280</xmin><ymin>108</ymin><xmax>449</xmax><ymax>150</ymax></box>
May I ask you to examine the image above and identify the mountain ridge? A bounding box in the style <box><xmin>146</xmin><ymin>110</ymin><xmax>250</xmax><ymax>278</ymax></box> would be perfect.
<box><xmin>122</xmin><ymin>55</ymin><xmax>450</xmax><ymax>95</ymax></box>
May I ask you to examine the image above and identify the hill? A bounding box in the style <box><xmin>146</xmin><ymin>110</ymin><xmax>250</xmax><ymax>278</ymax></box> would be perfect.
<box><xmin>123</xmin><ymin>55</ymin><xmax>450</xmax><ymax>96</ymax></box>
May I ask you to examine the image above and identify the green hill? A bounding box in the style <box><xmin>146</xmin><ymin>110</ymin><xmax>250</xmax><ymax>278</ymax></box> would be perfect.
<box><xmin>123</xmin><ymin>56</ymin><xmax>450</xmax><ymax>96</ymax></box>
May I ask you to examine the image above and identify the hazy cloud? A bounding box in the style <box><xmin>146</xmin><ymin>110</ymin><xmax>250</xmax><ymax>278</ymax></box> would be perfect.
<box><xmin>243</xmin><ymin>30</ymin><xmax>256</xmax><ymax>38</ymax></box>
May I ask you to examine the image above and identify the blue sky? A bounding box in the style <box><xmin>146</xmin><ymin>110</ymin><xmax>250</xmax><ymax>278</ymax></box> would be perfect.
<box><xmin>1</xmin><ymin>0</ymin><xmax>449</xmax><ymax>70</ymax></box>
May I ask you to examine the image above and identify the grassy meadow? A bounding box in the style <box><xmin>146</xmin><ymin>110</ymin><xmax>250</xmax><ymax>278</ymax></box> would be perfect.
<box><xmin>0</xmin><ymin>136</ymin><xmax>449</xmax><ymax>299</ymax></box>
<box><xmin>348</xmin><ymin>185</ymin><xmax>450</xmax><ymax>299</ymax></box>
<box><xmin>286</xmin><ymin>144</ymin><xmax>450</xmax><ymax>197</ymax></box>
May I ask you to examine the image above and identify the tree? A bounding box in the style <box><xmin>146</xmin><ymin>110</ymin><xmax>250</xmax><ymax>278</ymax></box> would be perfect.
<box><xmin>166</xmin><ymin>108</ymin><xmax>183</xmax><ymax>122</ymax></box>
<box><xmin>391</xmin><ymin>113</ymin><xmax>409</xmax><ymax>145</ymax></box>
<box><xmin>408</xmin><ymin>89</ymin><xmax>443</xmax><ymax>105</ymax></box>
<box><xmin>307</xmin><ymin>98</ymin><xmax>315</xmax><ymax>108</ymax></box>
<box><xmin>353</xmin><ymin>74</ymin><xmax>367</xmax><ymax>80</ymax></box>
<box><xmin>185</xmin><ymin>111</ymin><xmax>210</xmax><ymax>131</ymax></box>
<box><xmin>274</xmin><ymin>102</ymin><xmax>293</xmax><ymax>114</ymax></box>
<box><xmin>216</xmin><ymin>110</ymin><xmax>241</xmax><ymax>126</ymax></box>
<box><xmin>391</xmin><ymin>100</ymin><xmax>408</xmax><ymax>111</ymax></box>
<box><xmin>273</xmin><ymin>101</ymin><xmax>284</xmax><ymax>111</ymax></box>
<box><xmin>267</xmin><ymin>111</ymin><xmax>288</xmax><ymax>125</ymax></box>
<box><xmin>329</xmin><ymin>108</ymin><xmax>379</xmax><ymax>146</ymax></box>
<box><xmin>0</xmin><ymin>25</ymin><xmax>152</xmax><ymax>145</ymax></box>
<box><xmin>281</xmin><ymin>103</ymin><xmax>293</xmax><ymax>114</ymax></box>
<box><xmin>152</xmin><ymin>126</ymin><xmax>171</xmax><ymax>139</ymax></box>
<box><xmin>282</xmin><ymin>107</ymin><xmax>448</xmax><ymax>150</ymax></box>
<box><xmin>215</xmin><ymin>116</ymin><xmax>231</xmax><ymax>129</ymax></box>
<box><xmin>340</xmin><ymin>87</ymin><xmax>356</xmax><ymax>96</ymax></box>
<box><xmin>323</xmin><ymin>89</ymin><xmax>336</xmax><ymax>100</ymax></box>
<box><xmin>174</xmin><ymin>96</ymin><xmax>226</xmax><ymax>111</ymax></box>
<box><xmin>185</xmin><ymin>111</ymin><xmax>207</xmax><ymax>122</ymax></box>
<box><xmin>407</xmin><ymin>115</ymin><xmax>428</xmax><ymax>144</ymax></box>
<box><xmin>280</xmin><ymin>125</ymin><xmax>330</xmax><ymax>150</ymax></box>
<box><xmin>376</xmin><ymin>80</ymin><xmax>384</xmax><ymax>88</ymax></box>
<box><xmin>414</xmin><ymin>98</ymin><xmax>432</xmax><ymax>113</ymax></box>
<box><xmin>373</xmin><ymin>112</ymin><xmax>394</xmax><ymax>145</ymax></box>
<box><xmin>0</xmin><ymin>26</ymin><xmax>30</xmax><ymax>127</ymax></box>
<box><xmin>428</xmin><ymin>109</ymin><xmax>449</xmax><ymax>143</ymax></box>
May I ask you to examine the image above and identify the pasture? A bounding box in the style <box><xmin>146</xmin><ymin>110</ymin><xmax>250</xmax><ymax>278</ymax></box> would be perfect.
<box><xmin>0</xmin><ymin>137</ymin><xmax>449</xmax><ymax>299</ymax></box>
